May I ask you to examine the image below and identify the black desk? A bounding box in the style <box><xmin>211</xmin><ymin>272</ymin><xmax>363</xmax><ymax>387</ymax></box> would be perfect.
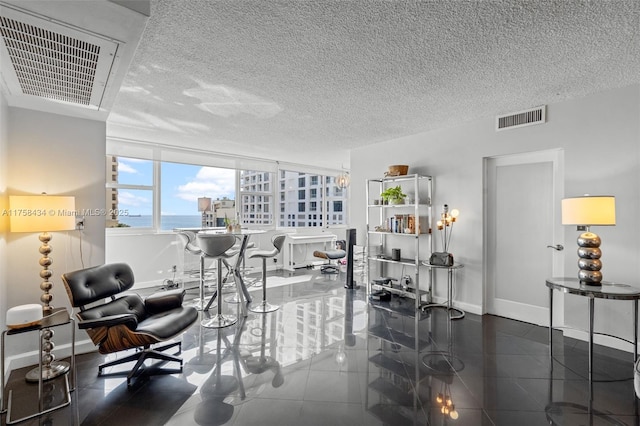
<box><xmin>546</xmin><ymin>277</ymin><xmax>640</xmax><ymax>384</ymax></box>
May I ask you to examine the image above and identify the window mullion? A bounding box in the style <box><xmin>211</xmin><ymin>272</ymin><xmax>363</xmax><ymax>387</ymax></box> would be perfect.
<box><xmin>321</xmin><ymin>175</ymin><xmax>326</xmax><ymax>228</ymax></box>
<box><xmin>153</xmin><ymin>160</ymin><xmax>161</xmax><ymax>231</ymax></box>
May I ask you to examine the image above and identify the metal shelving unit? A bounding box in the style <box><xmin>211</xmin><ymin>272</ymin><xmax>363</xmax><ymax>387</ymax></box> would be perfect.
<box><xmin>365</xmin><ymin>174</ymin><xmax>433</xmax><ymax>311</ymax></box>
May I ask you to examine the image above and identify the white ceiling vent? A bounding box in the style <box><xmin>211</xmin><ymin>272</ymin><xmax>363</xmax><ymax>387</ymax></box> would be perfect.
<box><xmin>0</xmin><ymin>4</ymin><xmax>120</xmax><ymax>110</ymax></box>
<box><xmin>496</xmin><ymin>106</ymin><xmax>546</xmax><ymax>131</ymax></box>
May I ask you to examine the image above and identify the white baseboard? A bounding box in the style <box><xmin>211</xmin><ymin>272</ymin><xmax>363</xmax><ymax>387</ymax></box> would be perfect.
<box><xmin>562</xmin><ymin>328</ymin><xmax>635</xmax><ymax>354</ymax></box>
<box><xmin>430</xmin><ymin>295</ymin><xmax>482</xmax><ymax>316</ymax></box>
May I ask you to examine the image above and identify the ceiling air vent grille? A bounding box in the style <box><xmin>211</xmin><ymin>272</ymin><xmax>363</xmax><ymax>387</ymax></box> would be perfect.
<box><xmin>0</xmin><ymin>15</ymin><xmax>100</xmax><ymax>106</ymax></box>
<box><xmin>496</xmin><ymin>106</ymin><xmax>546</xmax><ymax>131</ymax></box>
<box><xmin>0</xmin><ymin>4</ymin><xmax>121</xmax><ymax>110</ymax></box>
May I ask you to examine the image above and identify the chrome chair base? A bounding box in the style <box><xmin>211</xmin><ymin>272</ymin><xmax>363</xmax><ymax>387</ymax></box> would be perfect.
<box><xmin>201</xmin><ymin>314</ymin><xmax>237</xmax><ymax>329</ymax></box>
<box><xmin>249</xmin><ymin>301</ymin><xmax>279</xmax><ymax>313</ymax></box>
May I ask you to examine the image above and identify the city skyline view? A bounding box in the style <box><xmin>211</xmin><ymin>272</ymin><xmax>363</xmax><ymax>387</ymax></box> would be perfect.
<box><xmin>109</xmin><ymin>156</ymin><xmax>347</xmax><ymax>229</ymax></box>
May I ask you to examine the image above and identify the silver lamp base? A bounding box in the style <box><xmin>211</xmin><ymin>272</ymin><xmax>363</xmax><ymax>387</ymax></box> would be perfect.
<box><xmin>25</xmin><ymin>360</ymin><xmax>70</xmax><ymax>382</ymax></box>
<box><xmin>576</xmin><ymin>231</ymin><xmax>603</xmax><ymax>286</ymax></box>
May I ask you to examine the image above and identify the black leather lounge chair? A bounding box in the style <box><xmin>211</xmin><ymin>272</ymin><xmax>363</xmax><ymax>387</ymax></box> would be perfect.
<box><xmin>61</xmin><ymin>263</ymin><xmax>198</xmax><ymax>385</ymax></box>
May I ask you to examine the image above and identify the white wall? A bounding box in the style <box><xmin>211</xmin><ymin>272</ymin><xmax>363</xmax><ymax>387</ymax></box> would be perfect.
<box><xmin>351</xmin><ymin>85</ymin><xmax>640</xmax><ymax>349</ymax></box>
<box><xmin>0</xmin><ymin>91</ymin><xmax>9</xmax><ymax>334</ymax></box>
<box><xmin>5</xmin><ymin>107</ymin><xmax>106</xmax><ymax>368</ymax></box>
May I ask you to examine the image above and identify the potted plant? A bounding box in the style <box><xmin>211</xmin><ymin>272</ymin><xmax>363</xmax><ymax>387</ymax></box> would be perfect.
<box><xmin>380</xmin><ymin>186</ymin><xmax>406</xmax><ymax>205</ymax></box>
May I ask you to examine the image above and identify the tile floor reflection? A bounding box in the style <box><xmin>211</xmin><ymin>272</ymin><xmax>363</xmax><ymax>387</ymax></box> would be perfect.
<box><xmin>2</xmin><ymin>269</ymin><xmax>639</xmax><ymax>425</ymax></box>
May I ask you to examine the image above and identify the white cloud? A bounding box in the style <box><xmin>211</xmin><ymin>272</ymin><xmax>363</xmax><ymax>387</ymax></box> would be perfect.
<box><xmin>118</xmin><ymin>161</ymin><xmax>139</xmax><ymax>174</ymax></box>
<box><xmin>118</xmin><ymin>191</ymin><xmax>151</xmax><ymax>207</ymax></box>
<box><xmin>176</xmin><ymin>167</ymin><xmax>235</xmax><ymax>202</ymax></box>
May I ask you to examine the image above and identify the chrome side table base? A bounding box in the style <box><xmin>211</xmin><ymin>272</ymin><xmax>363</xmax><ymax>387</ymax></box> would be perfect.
<box><xmin>1</xmin><ymin>308</ymin><xmax>75</xmax><ymax>425</ymax></box>
<box><xmin>420</xmin><ymin>303</ymin><xmax>465</xmax><ymax>320</ymax></box>
<box><xmin>420</xmin><ymin>263</ymin><xmax>465</xmax><ymax>320</ymax></box>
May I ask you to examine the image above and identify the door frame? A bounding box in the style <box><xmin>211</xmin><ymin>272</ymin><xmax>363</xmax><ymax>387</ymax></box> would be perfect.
<box><xmin>483</xmin><ymin>148</ymin><xmax>565</xmax><ymax>325</ymax></box>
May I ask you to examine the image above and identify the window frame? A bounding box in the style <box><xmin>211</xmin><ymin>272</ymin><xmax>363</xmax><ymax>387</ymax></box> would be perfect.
<box><xmin>105</xmin><ymin>157</ymin><xmax>157</xmax><ymax>232</ymax></box>
<box><xmin>106</xmin><ymin>153</ymin><xmax>348</xmax><ymax>234</ymax></box>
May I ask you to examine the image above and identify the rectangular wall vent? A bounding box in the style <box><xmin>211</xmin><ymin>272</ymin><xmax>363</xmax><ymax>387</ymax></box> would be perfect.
<box><xmin>0</xmin><ymin>4</ymin><xmax>120</xmax><ymax>109</ymax></box>
<box><xmin>496</xmin><ymin>106</ymin><xmax>546</xmax><ymax>131</ymax></box>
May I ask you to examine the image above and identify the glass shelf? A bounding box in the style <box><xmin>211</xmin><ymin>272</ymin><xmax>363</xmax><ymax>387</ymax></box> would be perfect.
<box><xmin>367</xmin><ymin>203</ymin><xmax>430</xmax><ymax>208</ymax></box>
<box><xmin>368</xmin><ymin>256</ymin><xmax>421</xmax><ymax>267</ymax></box>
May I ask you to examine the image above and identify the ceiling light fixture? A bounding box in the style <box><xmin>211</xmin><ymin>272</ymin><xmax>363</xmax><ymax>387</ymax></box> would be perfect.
<box><xmin>336</xmin><ymin>171</ymin><xmax>350</xmax><ymax>189</ymax></box>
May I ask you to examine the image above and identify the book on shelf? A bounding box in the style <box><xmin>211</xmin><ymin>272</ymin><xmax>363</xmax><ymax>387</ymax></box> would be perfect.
<box><xmin>381</xmin><ymin>214</ymin><xmax>430</xmax><ymax>234</ymax></box>
<box><xmin>385</xmin><ymin>214</ymin><xmax>416</xmax><ymax>234</ymax></box>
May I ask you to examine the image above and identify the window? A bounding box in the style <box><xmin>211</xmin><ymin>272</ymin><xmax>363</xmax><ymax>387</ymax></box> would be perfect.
<box><xmin>278</xmin><ymin>170</ymin><xmax>348</xmax><ymax>227</ymax></box>
<box><xmin>161</xmin><ymin>162</ymin><xmax>236</xmax><ymax>230</ymax></box>
<box><xmin>106</xmin><ymin>156</ymin><xmax>153</xmax><ymax>228</ymax></box>
<box><xmin>106</xmin><ymin>154</ymin><xmax>343</xmax><ymax>231</ymax></box>
<box><xmin>239</xmin><ymin>170</ymin><xmax>274</xmax><ymax>225</ymax></box>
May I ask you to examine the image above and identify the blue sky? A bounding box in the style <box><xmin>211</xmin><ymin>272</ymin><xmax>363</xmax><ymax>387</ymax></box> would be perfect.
<box><xmin>117</xmin><ymin>158</ymin><xmax>236</xmax><ymax>215</ymax></box>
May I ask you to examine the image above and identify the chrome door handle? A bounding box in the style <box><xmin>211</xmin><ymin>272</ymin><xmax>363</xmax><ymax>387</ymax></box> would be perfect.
<box><xmin>547</xmin><ymin>244</ymin><xmax>564</xmax><ymax>251</ymax></box>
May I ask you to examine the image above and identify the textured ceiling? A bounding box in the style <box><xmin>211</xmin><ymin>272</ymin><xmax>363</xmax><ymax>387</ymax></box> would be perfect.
<box><xmin>107</xmin><ymin>0</ymin><xmax>640</xmax><ymax>169</ymax></box>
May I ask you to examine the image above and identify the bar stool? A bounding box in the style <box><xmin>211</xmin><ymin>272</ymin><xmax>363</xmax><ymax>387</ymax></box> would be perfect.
<box><xmin>177</xmin><ymin>231</ymin><xmax>215</xmax><ymax>296</ymax></box>
<box><xmin>197</xmin><ymin>233</ymin><xmax>238</xmax><ymax>328</ymax></box>
<box><xmin>248</xmin><ymin>234</ymin><xmax>286</xmax><ymax>313</ymax></box>
<box><xmin>177</xmin><ymin>231</ymin><xmax>201</xmax><ymax>280</ymax></box>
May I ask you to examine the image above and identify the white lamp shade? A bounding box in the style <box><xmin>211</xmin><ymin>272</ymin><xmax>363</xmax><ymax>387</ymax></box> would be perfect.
<box><xmin>561</xmin><ymin>196</ymin><xmax>616</xmax><ymax>226</ymax></box>
<box><xmin>9</xmin><ymin>195</ymin><xmax>76</xmax><ymax>232</ymax></box>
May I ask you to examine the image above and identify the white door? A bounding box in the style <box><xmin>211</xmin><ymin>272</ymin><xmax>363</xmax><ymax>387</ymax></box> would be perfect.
<box><xmin>485</xmin><ymin>149</ymin><xmax>564</xmax><ymax>326</ymax></box>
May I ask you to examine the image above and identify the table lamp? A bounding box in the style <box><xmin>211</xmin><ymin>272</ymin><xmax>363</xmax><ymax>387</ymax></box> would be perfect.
<box><xmin>561</xmin><ymin>195</ymin><xmax>615</xmax><ymax>285</ymax></box>
<box><xmin>9</xmin><ymin>194</ymin><xmax>76</xmax><ymax>381</ymax></box>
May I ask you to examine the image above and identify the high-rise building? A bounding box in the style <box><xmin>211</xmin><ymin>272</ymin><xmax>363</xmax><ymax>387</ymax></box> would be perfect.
<box><xmin>201</xmin><ymin>198</ymin><xmax>236</xmax><ymax>227</ymax></box>
<box><xmin>106</xmin><ymin>155</ymin><xmax>119</xmax><ymax>228</ymax></box>
<box><xmin>278</xmin><ymin>171</ymin><xmax>345</xmax><ymax>227</ymax></box>
<box><xmin>239</xmin><ymin>170</ymin><xmax>273</xmax><ymax>225</ymax></box>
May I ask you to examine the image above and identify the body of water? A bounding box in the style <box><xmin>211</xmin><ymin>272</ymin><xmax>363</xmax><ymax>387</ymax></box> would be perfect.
<box><xmin>117</xmin><ymin>215</ymin><xmax>201</xmax><ymax>230</ymax></box>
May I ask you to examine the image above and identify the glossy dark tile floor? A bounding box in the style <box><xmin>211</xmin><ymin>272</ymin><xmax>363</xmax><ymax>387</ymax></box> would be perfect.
<box><xmin>2</xmin><ymin>269</ymin><xmax>640</xmax><ymax>425</ymax></box>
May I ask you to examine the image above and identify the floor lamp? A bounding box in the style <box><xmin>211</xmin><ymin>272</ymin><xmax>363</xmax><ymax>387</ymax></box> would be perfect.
<box><xmin>9</xmin><ymin>194</ymin><xmax>76</xmax><ymax>381</ymax></box>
